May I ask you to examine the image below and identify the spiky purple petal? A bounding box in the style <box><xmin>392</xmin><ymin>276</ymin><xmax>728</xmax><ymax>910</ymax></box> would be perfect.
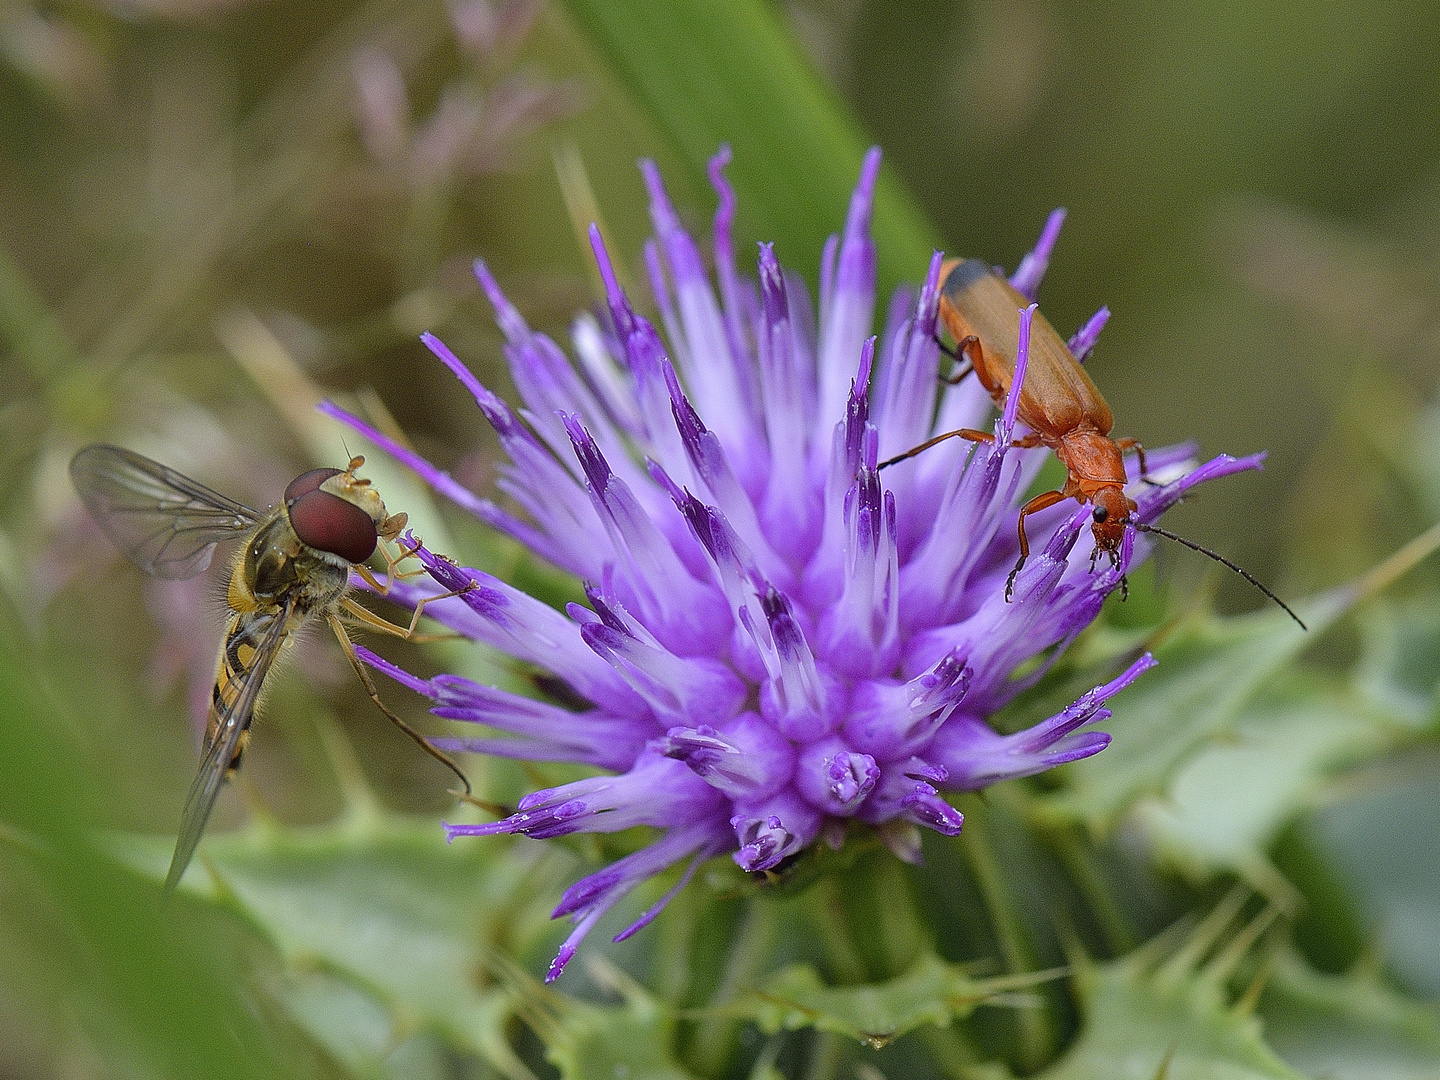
<box><xmin>340</xmin><ymin>148</ymin><xmax>1274</xmax><ymax>978</ymax></box>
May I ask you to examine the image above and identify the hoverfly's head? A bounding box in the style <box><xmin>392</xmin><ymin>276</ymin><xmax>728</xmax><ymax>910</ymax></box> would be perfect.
<box><xmin>283</xmin><ymin>456</ymin><xmax>406</xmax><ymax>565</ymax></box>
<box><xmin>1088</xmin><ymin>486</ymin><xmax>1135</xmax><ymax>566</ymax></box>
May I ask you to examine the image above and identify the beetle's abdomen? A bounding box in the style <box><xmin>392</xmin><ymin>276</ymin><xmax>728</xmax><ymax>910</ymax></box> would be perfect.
<box><xmin>938</xmin><ymin>258</ymin><xmax>1114</xmax><ymax>439</ymax></box>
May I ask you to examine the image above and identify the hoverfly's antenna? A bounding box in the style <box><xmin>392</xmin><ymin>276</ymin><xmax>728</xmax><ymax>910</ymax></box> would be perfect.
<box><xmin>1133</xmin><ymin>522</ymin><xmax>1306</xmax><ymax>630</ymax></box>
<box><xmin>337</xmin><ymin>436</ymin><xmax>369</xmax><ymax>480</ymax></box>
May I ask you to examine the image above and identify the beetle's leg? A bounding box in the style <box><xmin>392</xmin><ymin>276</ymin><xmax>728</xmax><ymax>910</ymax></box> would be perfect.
<box><xmin>934</xmin><ymin>334</ymin><xmax>959</xmax><ymax>361</ymax></box>
<box><xmin>1114</xmin><ymin>436</ymin><xmax>1161</xmax><ymax>487</ymax></box>
<box><xmin>878</xmin><ymin>427</ymin><xmax>993</xmax><ymax>470</ymax></box>
<box><xmin>1006</xmin><ymin>488</ymin><xmax>1070</xmax><ymax>600</ymax></box>
<box><xmin>939</xmin><ymin>335</ymin><xmax>983</xmax><ymax>385</ymax></box>
<box><xmin>940</xmin><ymin>358</ymin><xmax>974</xmax><ymax>384</ymax></box>
<box><xmin>1095</xmin><ymin>551</ymin><xmax>1130</xmax><ymax>599</ymax></box>
<box><xmin>1010</xmin><ymin>433</ymin><xmax>1045</xmax><ymax>449</ymax></box>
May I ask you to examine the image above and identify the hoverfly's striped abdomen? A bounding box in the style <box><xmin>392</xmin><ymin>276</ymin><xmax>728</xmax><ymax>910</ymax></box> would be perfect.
<box><xmin>208</xmin><ymin>608</ymin><xmax>284</xmax><ymax>774</ymax></box>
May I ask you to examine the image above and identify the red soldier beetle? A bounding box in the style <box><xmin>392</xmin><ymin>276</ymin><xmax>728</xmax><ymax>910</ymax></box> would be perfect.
<box><xmin>880</xmin><ymin>257</ymin><xmax>1305</xmax><ymax>630</ymax></box>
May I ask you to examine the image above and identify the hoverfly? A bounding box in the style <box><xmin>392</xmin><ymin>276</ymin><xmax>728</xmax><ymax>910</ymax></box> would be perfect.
<box><xmin>70</xmin><ymin>445</ymin><xmax>470</xmax><ymax>891</ymax></box>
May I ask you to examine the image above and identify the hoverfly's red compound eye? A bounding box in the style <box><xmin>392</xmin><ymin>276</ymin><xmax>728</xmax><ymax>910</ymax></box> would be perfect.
<box><xmin>288</xmin><ymin>488</ymin><xmax>378</xmax><ymax>563</ymax></box>
<box><xmin>284</xmin><ymin>468</ymin><xmax>344</xmax><ymax>503</ymax></box>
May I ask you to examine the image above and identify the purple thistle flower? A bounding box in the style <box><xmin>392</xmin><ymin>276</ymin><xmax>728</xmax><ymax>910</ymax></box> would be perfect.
<box><xmin>324</xmin><ymin>146</ymin><xmax>1265</xmax><ymax>981</ymax></box>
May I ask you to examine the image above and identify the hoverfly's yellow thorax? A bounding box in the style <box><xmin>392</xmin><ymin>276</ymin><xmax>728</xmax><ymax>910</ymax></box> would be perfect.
<box><xmin>227</xmin><ymin>552</ymin><xmax>260</xmax><ymax>612</ymax></box>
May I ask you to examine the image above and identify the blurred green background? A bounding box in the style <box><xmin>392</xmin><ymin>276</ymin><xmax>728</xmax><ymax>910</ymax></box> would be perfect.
<box><xmin>4</xmin><ymin>1</ymin><xmax>1440</xmax><ymax>1077</ymax></box>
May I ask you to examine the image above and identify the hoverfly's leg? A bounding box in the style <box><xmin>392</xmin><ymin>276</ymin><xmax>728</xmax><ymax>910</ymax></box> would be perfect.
<box><xmin>939</xmin><ymin>335</ymin><xmax>981</xmax><ymax>385</ymax></box>
<box><xmin>340</xmin><ymin>581</ymin><xmax>476</xmax><ymax>640</ymax></box>
<box><xmin>1114</xmin><ymin>436</ymin><xmax>1161</xmax><ymax>487</ymax></box>
<box><xmin>402</xmin><ymin>581</ymin><xmax>478</xmax><ymax>633</ymax></box>
<box><xmin>1006</xmin><ymin>488</ymin><xmax>1069</xmax><ymax>601</ymax></box>
<box><xmin>878</xmin><ymin>427</ymin><xmax>992</xmax><ymax>470</ymax></box>
<box><xmin>357</xmin><ymin>546</ymin><xmax>426</xmax><ymax>598</ymax></box>
<box><xmin>353</xmin><ymin>563</ymin><xmax>389</xmax><ymax>595</ymax></box>
<box><xmin>338</xmin><ymin>597</ymin><xmax>464</xmax><ymax>643</ymax></box>
<box><xmin>325</xmin><ymin>610</ymin><xmax>472</xmax><ymax>794</ymax></box>
<box><xmin>454</xmin><ymin>789</ymin><xmax>515</xmax><ymax>819</ymax></box>
<box><xmin>384</xmin><ymin>534</ymin><xmax>430</xmax><ymax>579</ymax></box>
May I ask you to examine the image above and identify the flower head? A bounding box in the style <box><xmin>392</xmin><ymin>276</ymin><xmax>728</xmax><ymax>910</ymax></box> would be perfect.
<box><xmin>326</xmin><ymin>146</ymin><xmax>1263</xmax><ymax>980</ymax></box>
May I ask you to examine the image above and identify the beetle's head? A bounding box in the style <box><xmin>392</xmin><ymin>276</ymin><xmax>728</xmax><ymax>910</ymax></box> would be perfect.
<box><xmin>1088</xmin><ymin>486</ymin><xmax>1134</xmax><ymax>565</ymax></box>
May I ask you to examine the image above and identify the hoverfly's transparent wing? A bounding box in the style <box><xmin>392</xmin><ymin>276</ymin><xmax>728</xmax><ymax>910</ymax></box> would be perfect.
<box><xmin>164</xmin><ymin>602</ymin><xmax>292</xmax><ymax>892</ymax></box>
<box><xmin>70</xmin><ymin>445</ymin><xmax>260</xmax><ymax>580</ymax></box>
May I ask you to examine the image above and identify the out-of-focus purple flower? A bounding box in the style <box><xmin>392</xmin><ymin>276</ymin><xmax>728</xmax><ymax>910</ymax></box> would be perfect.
<box><xmin>351</xmin><ymin>2</ymin><xmax>580</xmax><ymax>187</ymax></box>
<box><xmin>327</xmin><ymin>147</ymin><xmax>1264</xmax><ymax>980</ymax></box>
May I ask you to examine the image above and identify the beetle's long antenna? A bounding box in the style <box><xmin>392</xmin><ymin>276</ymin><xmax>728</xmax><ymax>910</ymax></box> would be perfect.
<box><xmin>1133</xmin><ymin>523</ymin><xmax>1306</xmax><ymax>630</ymax></box>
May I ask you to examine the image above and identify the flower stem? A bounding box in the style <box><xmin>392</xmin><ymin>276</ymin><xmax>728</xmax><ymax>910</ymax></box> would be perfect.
<box><xmin>691</xmin><ymin>894</ymin><xmax>779</xmax><ymax>1076</ymax></box>
<box><xmin>956</xmin><ymin>803</ymin><xmax>1055</xmax><ymax>1070</ymax></box>
<box><xmin>1038</xmin><ymin>818</ymin><xmax>1136</xmax><ymax>956</ymax></box>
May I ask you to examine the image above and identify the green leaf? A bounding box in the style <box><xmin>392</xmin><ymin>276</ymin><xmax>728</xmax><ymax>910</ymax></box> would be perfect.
<box><xmin>545</xmin><ymin>960</ymin><xmax>700</xmax><ymax>1080</ymax></box>
<box><xmin>0</xmin><ymin>604</ymin><xmax>329</xmax><ymax>1080</ymax></box>
<box><xmin>184</xmin><ymin>813</ymin><xmax>568</xmax><ymax>1078</ymax></box>
<box><xmin>1039</xmin><ymin>593</ymin><xmax>1349</xmax><ymax>833</ymax></box>
<box><xmin>1352</xmin><ymin>597</ymin><xmax>1440</xmax><ymax>726</ymax></box>
<box><xmin>1131</xmin><ymin>592</ymin><xmax>1440</xmax><ymax>898</ymax></box>
<box><xmin>547</xmin><ymin>1002</ymin><xmax>697</xmax><ymax>1080</ymax></box>
<box><xmin>1037</xmin><ymin>919</ymin><xmax>1308</xmax><ymax>1080</ymax></box>
<box><xmin>740</xmin><ymin>952</ymin><xmax>1049</xmax><ymax>1050</ymax></box>
<box><xmin>1306</xmin><ymin>774</ymin><xmax>1440</xmax><ymax>996</ymax></box>
<box><xmin>1129</xmin><ymin>683</ymin><xmax>1399</xmax><ymax>902</ymax></box>
<box><xmin>1260</xmin><ymin>948</ymin><xmax>1440</xmax><ymax>1080</ymax></box>
<box><xmin>271</xmin><ymin>969</ymin><xmax>404</xmax><ymax>1077</ymax></box>
<box><xmin>554</xmin><ymin>0</ymin><xmax>939</xmax><ymax>295</ymax></box>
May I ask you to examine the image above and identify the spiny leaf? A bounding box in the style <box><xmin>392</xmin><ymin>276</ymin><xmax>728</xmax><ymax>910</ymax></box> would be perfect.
<box><xmin>1259</xmin><ymin>948</ymin><xmax>1440</xmax><ymax>1080</ymax></box>
<box><xmin>1352</xmin><ymin>597</ymin><xmax>1440</xmax><ymax>726</ymax></box>
<box><xmin>0</xmin><ymin>607</ymin><xmax>327</xmax><ymax>1080</ymax></box>
<box><xmin>1306</xmin><ymin>774</ymin><xmax>1440</xmax><ymax>997</ymax></box>
<box><xmin>173</xmin><ymin>814</ymin><xmax>566</xmax><ymax>1077</ymax></box>
<box><xmin>543</xmin><ymin>960</ymin><xmax>700</xmax><ymax>1080</ymax></box>
<box><xmin>1130</xmin><ymin>681</ymin><xmax>1399</xmax><ymax>902</ymax></box>
<box><xmin>1039</xmin><ymin>594</ymin><xmax>1348</xmax><ymax>833</ymax></box>
<box><xmin>1037</xmin><ymin>930</ymin><xmax>1309</xmax><ymax>1079</ymax></box>
<box><xmin>739</xmin><ymin>951</ymin><xmax>1055</xmax><ymax>1050</ymax></box>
